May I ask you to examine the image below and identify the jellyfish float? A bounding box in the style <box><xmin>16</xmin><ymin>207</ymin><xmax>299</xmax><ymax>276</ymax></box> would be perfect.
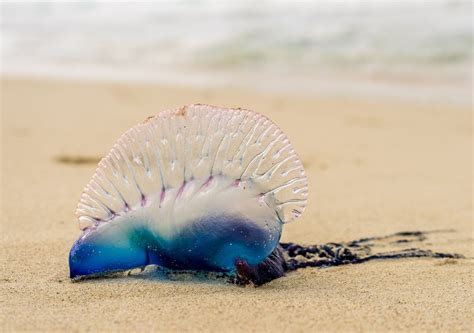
<box><xmin>69</xmin><ymin>104</ymin><xmax>308</xmax><ymax>283</ymax></box>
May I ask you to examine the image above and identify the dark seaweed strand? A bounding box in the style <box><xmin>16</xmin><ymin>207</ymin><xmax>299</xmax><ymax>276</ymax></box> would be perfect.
<box><xmin>232</xmin><ymin>230</ymin><xmax>465</xmax><ymax>286</ymax></box>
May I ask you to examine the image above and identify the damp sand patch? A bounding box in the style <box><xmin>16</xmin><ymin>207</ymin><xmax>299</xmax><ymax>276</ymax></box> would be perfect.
<box><xmin>54</xmin><ymin>155</ymin><xmax>101</xmax><ymax>165</ymax></box>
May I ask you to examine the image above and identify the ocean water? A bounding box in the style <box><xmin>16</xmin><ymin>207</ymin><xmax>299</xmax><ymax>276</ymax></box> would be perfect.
<box><xmin>1</xmin><ymin>1</ymin><xmax>472</xmax><ymax>104</ymax></box>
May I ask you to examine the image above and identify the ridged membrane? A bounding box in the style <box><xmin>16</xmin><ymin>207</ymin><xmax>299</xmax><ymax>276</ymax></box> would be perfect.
<box><xmin>76</xmin><ymin>104</ymin><xmax>308</xmax><ymax>230</ymax></box>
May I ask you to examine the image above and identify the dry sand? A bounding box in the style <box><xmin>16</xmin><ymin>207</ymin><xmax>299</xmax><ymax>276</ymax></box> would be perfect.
<box><xmin>1</xmin><ymin>77</ymin><xmax>472</xmax><ymax>332</ymax></box>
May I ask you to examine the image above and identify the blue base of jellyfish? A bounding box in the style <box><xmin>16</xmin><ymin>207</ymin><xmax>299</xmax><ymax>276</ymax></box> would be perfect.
<box><xmin>69</xmin><ymin>215</ymin><xmax>281</xmax><ymax>279</ymax></box>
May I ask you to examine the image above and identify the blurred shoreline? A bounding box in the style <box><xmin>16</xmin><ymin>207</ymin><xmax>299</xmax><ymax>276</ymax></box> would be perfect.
<box><xmin>2</xmin><ymin>1</ymin><xmax>472</xmax><ymax>107</ymax></box>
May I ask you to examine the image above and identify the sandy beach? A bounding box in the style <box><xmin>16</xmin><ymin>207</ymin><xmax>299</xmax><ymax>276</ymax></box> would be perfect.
<box><xmin>1</xmin><ymin>77</ymin><xmax>472</xmax><ymax>332</ymax></box>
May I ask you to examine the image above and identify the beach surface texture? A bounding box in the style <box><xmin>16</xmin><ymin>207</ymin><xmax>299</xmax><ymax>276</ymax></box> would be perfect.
<box><xmin>1</xmin><ymin>78</ymin><xmax>472</xmax><ymax>332</ymax></box>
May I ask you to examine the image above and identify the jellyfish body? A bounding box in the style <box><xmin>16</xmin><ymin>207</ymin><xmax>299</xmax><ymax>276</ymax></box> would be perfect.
<box><xmin>69</xmin><ymin>105</ymin><xmax>307</xmax><ymax>278</ymax></box>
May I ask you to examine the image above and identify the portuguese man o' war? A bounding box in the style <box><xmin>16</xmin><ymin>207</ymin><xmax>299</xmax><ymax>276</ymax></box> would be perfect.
<box><xmin>69</xmin><ymin>104</ymin><xmax>466</xmax><ymax>286</ymax></box>
<box><xmin>69</xmin><ymin>104</ymin><xmax>308</xmax><ymax>281</ymax></box>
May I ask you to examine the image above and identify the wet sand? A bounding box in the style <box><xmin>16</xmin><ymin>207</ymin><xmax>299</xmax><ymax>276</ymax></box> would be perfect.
<box><xmin>1</xmin><ymin>77</ymin><xmax>472</xmax><ymax>332</ymax></box>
